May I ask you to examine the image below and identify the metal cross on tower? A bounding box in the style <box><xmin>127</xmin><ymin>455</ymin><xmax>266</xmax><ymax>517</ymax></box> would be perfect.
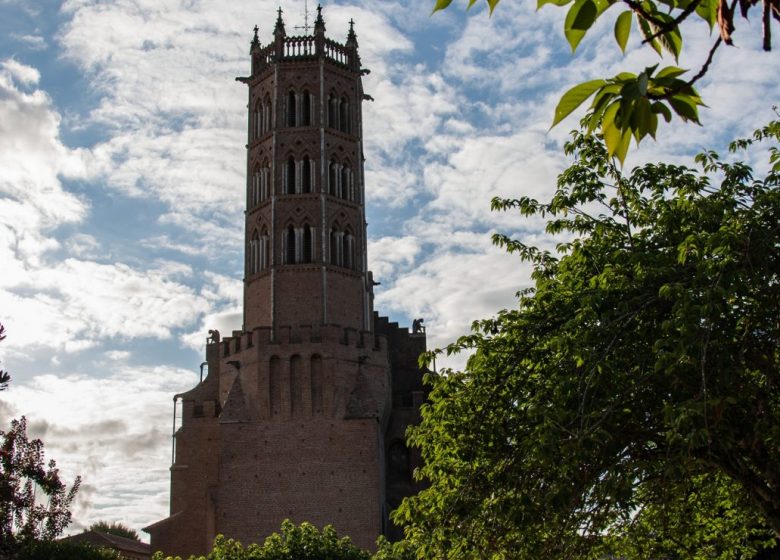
<box><xmin>293</xmin><ymin>0</ymin><xmax>313</xmax><ymax>34</ymax></box>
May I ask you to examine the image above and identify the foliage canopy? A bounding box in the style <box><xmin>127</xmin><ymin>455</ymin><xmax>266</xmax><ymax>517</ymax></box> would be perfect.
<box><xmin>88</xmin><ymin>520</ymin><xmax>141</xmax><ymax>541</ymax></box>
<box><xmin>151</xmin><ymin>520</ymin><xmax>371</xmax><ymax>560</ymax></box>
<box><xmin>393</xmin><ymin>119</ymin><xmax>780</xmax><ymax>558</ymax></box>
<box><xmin>1</xmin><ymin>323</ymin><xmax>11</xmax><ymax>390</ymax></box>
<box><xmin>0</xmin><ymin>416</ymin><xmax>81</xmax><ymax>552</ymax></box>
<box><xmin>433</xmin><ymin>0</ymin><xmax>779</xmax><ymax>163</ymax></box>
<box><xmin>14</xmin><ymin>539</ymin><xmax>122</xmax><ymax>560</ymax></box>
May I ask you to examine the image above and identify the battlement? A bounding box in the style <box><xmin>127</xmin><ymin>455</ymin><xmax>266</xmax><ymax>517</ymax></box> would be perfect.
<box><xmin>244</xmin><ymin>8</ymin><xmax>361</xmax><ymax>79</ymax></box>
<box><xmin>213</xmin><ymin>324</ymin><xmax>386</xmax><ymax>358</ymax></box>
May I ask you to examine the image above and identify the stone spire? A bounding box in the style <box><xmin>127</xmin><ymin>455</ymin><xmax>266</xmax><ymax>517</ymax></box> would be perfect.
<box><xmin>273</xmin><ymin>7</ymin><xmax>286</xmax><ymax>37</ymax></box>
<box><xmin>250</xmin><ymin>24</ymin><xmax>260</xmax><ymax>53</ymax></box>
<box><xmin>314</xmin><ymin>4</ymin><xmax>325</xmax><ymax>35</ymax></box>
<box><xmin>346</xmin><ymin>18</ymin><xmax>358</xmax><ymax>47</ymax></box>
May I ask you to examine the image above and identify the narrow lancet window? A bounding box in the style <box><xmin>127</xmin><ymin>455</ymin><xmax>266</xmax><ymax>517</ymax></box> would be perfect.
<box><xmin>286</xmin><ymin>91</ymin><xmax>296</xmax><ymax>127</ymax></box>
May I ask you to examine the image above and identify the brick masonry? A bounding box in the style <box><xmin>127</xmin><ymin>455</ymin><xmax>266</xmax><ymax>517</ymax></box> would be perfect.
<box><xmin>144</xmin><ymin>9</ymin><xmax>427</xmax><ymax>558</ymax></box>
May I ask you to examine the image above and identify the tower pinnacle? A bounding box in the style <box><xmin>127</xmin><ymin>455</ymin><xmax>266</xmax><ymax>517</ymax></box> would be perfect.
<box><xmin>273</xmin><ymin>7</ymin><xmax>286</xmax><ymax>37</ymax></box>
<box><xmin>314</xmin><ymin>4</ymin><xmax>325</xmax><ymax>34</ymax></box>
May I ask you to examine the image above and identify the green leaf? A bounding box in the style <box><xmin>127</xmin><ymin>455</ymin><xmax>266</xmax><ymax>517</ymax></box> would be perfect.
<box><xmin>603</xmin><ymin>115</ymin><xmax>632</xmax><ymax>164</ymax></box>
<box><xmin>637</xmin><ymin>72</ymin><xmax>649</xmax><ymax>96</ymax></box>
<box><xmin>631</xmin><ymin>97</ymin><xmax>654</xmax><ymax>142</ymax></box>
<box><xmin>432</xmin><ymin>0</ymin><xmax>455</xmax><ymax>13</ymax></box>
<box><xmin>656</xmin><ymin>66</ymin><xmax>688</xmax><ymax>79</ymax></box>
<box><xmin>652</xmin><ymin>101</ymin><xmax>673</xmax><ymax>122</ymax></box>
<box><xmin>614</xmin><ymin>10</ymin><xmax>632</xmax><ymax>53</ymax></box>
<box><xmin>538</xmin><ymin>0</ymin><xmax>575</xmax><ymax>7</ymax></box>
<box><xmin>637</xmin><ymin>15</ymin><xmax>663</xmax><ymax>56</ymax></box>
<box><xmin>552</xmin><ymin>79</ymin><xmax>607</xmax><ymax>127</ymax></box>
<box><xmin>657</xmin><ymin>22</ymin><xmax>683</xmax><ymax>61</ymax></box>
<box><xmin>669</xmin><ymin>95</ymin><xmax>702</xmax><ymax>123</ymax></box>
<box><xmin>487</xmin><ymin>0</ymin><xmax>501</xmax><ymax>12</ymax></box>
<box><xmin>564</xmin><ymin>0</ymin><xmax>600</xmax><ymax>50</ymax></box>
<box><xmin>572</xmin><ymin>0</ymin><xmax>598</xmax><ymax>29</ymax></box>
<box><xmin>695</xmin><ymin>0</ymin><xmax>718</xmax><ymax>28</ymax></box>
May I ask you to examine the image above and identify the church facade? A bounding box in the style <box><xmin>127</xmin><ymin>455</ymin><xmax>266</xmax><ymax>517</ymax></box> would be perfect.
<box><xmin>144</xmin><ymin>9</ymin><xmax>427</xmax><ymax>557</ymax></box>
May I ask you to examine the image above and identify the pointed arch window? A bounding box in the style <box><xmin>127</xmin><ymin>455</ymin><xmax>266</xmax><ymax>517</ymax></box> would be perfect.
<box><xmin>260</xmin><ymin>226</ymin><xmax>269</xmax><ymax>270</ymax></box>
<box><xmin>311</xmin><ymin>355</ymin><xmax>323</xmax><ymax>415</ymax></box>
<box><xmin>253</xmin><ymin>100</ymin><xmax>262</xmax><ymax>140</ymax></box>
<box><xmin>260</xmin><ymin>160</ymin><xmax>270</xmax><ymax>201</ymax></box>
<box><xmin>263</xmin><ymin>94</ymin><xmax>272</xmax><ymax>133</ymax></box>
<box><xmin>330</xmin><ymin>226</ymin><xmax>341</xmax><ymax>266</ymax></box>
<box><xmin>341</xmin><ymin>164</ymin><xmax>352</xmax><ymax>201</ymax></box>
<box><xmin>343</xmin><ymin>229</ymin><xmax>355</xmax><ymax>270</ymax></box>
<box><xmin>248</xmin><ymin>230</ymin><xmax>260</xmax><ymax>275</ymax></box>
<box><xmin>251</xmin><ymin>164</ymin><xmax>262</xmax><ymax>206</ymax></box>
<box><xmin>328</xmin><ymin>93</ymin><xmax>339</xmax><ymax>130</ymax></box>
<box><xmin>284</xmin><ymin>225</ymin><xmax>296</xmax><ymax>264</ymax></box>
<box><xmin>286</xmin><ymin>91</ymin><xmax>297</xmax><ymax>127</ymax></box>
<box><xmin>339</xmin><ymin>97</ymin><xmax>350</xmax><ymax>134</ymax></box>
<box><xmin>303</xmin><ymin>224</ymin><xmax>313</xmax><ymax>263</ymax></box>
<box><xmin>329</xmin><ymin>160</ymin><xmax>340</xmax><ymax>197</ymax></box>
<box><xmin>284</xmin><ymin>157</ymin><xmax>296</xmax><ymax>194</ymax></box>
<box><xmin>301</xmin><ymin>156</ymin><xmax>312</xmax><ymax>193</ymax></box>
<box><xmin>301</xmin><ymin>90</ymin><xmax>312</xmax><ymax>126</ymax></box>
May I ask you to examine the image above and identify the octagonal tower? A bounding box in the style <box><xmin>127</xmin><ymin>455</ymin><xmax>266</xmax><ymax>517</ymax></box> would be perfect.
<box><xmin>144</xmin><ymin>9</ymin><xmax>427</xmax><ymax>558</ymax></box>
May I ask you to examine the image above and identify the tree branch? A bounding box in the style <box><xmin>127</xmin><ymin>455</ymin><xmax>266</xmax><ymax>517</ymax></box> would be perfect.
<box><xmin>640</xmin><ymin>0</ymin><xmax>703</xmax><ymax>43</ymax></box>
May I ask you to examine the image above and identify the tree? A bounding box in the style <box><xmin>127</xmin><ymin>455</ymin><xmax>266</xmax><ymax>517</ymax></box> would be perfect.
<box><xmin>15</xmin><ymin>539</ymin><xmax>121</xmax><ymax>560</ymax></box>
<box><xmin>393</xmin><ymin>119</ymin><xmax>780</xmax><ymax>558</ymax></box>
<box><xmin>1</xmin><ymin>323</ymin><xmax>11</xmax><ymax>390</ymax></box>
<box><xmin>433</xmin><ymin>0</ymin><xmax>779</xmax><ymax>163</ymax></box>
<box><xmin>89</xmin><ymin>521</ymin><xmax>140</xmax><ymax>542</ymax></box>
<box><xmin>0</xmin><ymin>417</ymin><xmax>81</xmax><ymax>552</ymax></box>
<box><xmin>151</xmin><ymin>520</ymin><xmax>371</xmax><ymax>560</ymax></box>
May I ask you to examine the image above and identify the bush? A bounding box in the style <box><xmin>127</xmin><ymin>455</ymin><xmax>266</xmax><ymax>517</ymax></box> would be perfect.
<box><xmin>13</xmin><ymin>539</ymin><xmax>121</xmax><ymax>560</ymax></box>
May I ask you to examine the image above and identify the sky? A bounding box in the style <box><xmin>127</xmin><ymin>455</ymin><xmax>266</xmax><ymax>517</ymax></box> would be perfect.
<box><xmin>0</xmin><ymin>0</ymin><xmax>778</xmax><ymax>542</ymax></box>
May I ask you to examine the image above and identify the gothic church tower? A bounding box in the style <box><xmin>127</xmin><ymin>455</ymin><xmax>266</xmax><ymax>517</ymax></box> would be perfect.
<box><xmin>144</xmin><ymin>8</ymin><xmax>427</xmax><ymax>557</ymax></box>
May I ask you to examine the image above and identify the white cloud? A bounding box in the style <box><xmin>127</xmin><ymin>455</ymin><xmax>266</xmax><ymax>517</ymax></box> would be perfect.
<box><xmin>1</xmin><ymin>258</ymin><xmax>209</xmax><ymax>354</ymax></box>
<box><xmin>9</xmin><ymin>34</ymin><xmax>48</xmax><ymax>51</ymax></box>
<box><xmin>1</xmin><ymin>58</ymin><xmax>41</xmax><ymax>85</ymax></box>
<box><xmin>368</xmin><ymin>235</ymin><xmax>421</xmax><ymax>280</ymax></box>
<box><xmin>65</xmin><ymin>233</ymin><xmax>101</xmax><ymax>258</ymax></box>
<box><xmin>0</xmin><ymin>60</ymin><xmax>88</xmax><ymax>238</ymax></box>
<box><xmin>0</xmin><ymin>363</ymin><xmax>197</xmax><ymax>535</ymax></box>
<box><xmin>2</xmin><ymin>0</ymin><xmax>779</xmax><ymax>542</ymax></box>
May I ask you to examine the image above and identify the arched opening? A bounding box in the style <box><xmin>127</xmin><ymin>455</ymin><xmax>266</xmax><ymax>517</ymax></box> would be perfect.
<box><xmin>290</xmin><ymin>355</ymin><xmax>304</xmax><ymax>416</ymax></box>
<box><xmin>329</xmin><ymin>160</ymin><xmax>339</xmax><ymax>197</ymax></box>
<box><xmin>330</xmin><ymin>226</ymin><xmax>340</xmax><ymax>266</ymax></box>
<box><xmin>251</xmin><ymin>164</ymin><xmax>261</xmax><ymax>206</ymax></box>
<box><xmin>260</xmin><ymin>226</ymin><xmax>269</xmax><ymax>270</ymax></box>
<box><xmin>328</xmin><ymin>93</ymin><xmax>338</xmax><ymax>129</ymax></box>
<box><xmin>253</xmin><ymin>100</ymin><xmax>262</xmax><ymax>140</ymax></box>
<box><xmin>303</xmin><ymin>224</ymin><xmax>313</xmax><ymax>263</ymax></box>
<box><xmin>285</xmin><ymin>225</ymin><xmax>296</xmax><ymax>264</ymax></box>
<box><xmin>269</xmin><ymin>356</ymin><xmax>282</xmax><ymax>417</ymax></box>
<box><xmin>339</xmin><ymin>97</ymin><xmax>350</xmax><ymax>133</ymax></box>
<box><xmin>249</xmin><ymin>230</ymin><xmax>259</xmax><ymax>275</ymax></box>
<box><xmin>263</xmin><ymin>94</ymin><xmax>272</xmax><ymax>133</ymax></box>
<box><xmin>301</xmin><ymin>156</ymin><xmax>312</xmax><ymax>193</ymax></box>
<box><xmin>286</xmin><ymin>91</ymin><xmax>296</xmax><ymax>127</ymax></box>
<box><xmin>343</xmin><ymin>229</ymin><xmax>355</xmax><ymax>270</ymax></box>
<box><xmin>311</xmin><ymin>355</ymin><xmax>323</xmax><ymax>415</ymax></box>
<box><xmin>260</xmin><ymin>160</ymin><xmax>270</xmax><ymax>201</ymax></box>
<box><xmin>341</xmin><ymin>165</ymin><xmax>351</xmax><ymax>201</ymax></box>
<box><xmin>284</xmin><ymin>157</ymin><xmax>295</xmax><ymax>194</ymax></box>
<box><xmin>301</xmin><ymin>90</ymin><xmax>312</xmax><ymax>126</ymax></box>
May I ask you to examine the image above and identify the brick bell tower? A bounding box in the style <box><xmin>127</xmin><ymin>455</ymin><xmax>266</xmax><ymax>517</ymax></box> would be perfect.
<box><xmin>144</xmin><ymin>7</ymin><xmax>427</xmax><ymax>558</ymax></box>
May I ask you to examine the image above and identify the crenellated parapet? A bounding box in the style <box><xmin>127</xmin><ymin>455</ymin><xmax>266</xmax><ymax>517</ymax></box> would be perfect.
<box><xmin>216</xmin><ymin>323</ymin><xmax>386</xmax><ymax>358</ymax></box>
<box><xmin>243</xmin><ymin>7</ymin><xmax>362</xmax><ymax>82</ymax></box>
